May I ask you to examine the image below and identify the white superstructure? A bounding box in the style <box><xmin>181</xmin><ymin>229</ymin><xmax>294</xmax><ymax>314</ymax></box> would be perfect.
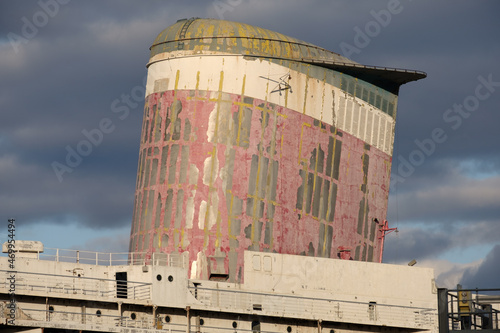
<box><xmin>0</xmin><ymin>240</ymin><xmax>438</xmax><ymax>333</ymax></box>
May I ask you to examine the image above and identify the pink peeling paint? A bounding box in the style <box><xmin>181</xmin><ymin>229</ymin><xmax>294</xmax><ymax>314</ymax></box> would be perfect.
<box><xmin>129</xmin><ymin>89</ymin><xmax>392</xmax><ymax>282</ymax></box>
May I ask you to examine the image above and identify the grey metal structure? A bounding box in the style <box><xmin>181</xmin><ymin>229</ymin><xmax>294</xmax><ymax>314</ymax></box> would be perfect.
<box><xmin>438</xmin><ymin>288</ymin><xmax>500</xmax><ymax>333</ymax></box>
<box><xmin>1</xmin><ymin>241</ymin><xmax>438</xmax><ymax>333</ymax></box>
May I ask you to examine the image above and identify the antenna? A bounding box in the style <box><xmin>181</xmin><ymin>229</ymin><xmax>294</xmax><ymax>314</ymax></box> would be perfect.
<box><xmin>259</xmin><ymin>73</ymin><xmax>293</xmax><ymax>96</ymax></box>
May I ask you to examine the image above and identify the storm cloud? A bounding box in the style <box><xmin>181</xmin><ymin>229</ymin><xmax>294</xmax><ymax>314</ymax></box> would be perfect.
<box><xmin>1</xmin><ymin>0</ymin><xmax>499</xmax><ymax>288</ymax></box>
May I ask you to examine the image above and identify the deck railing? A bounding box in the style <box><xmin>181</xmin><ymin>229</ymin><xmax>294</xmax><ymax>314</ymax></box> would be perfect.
<box><xmin>438</xmin><ymin>288</ymin><xmax>500</xmax><ymax>332</ymax></box>
<box><xmin>0</xmin><ymin>269</ymin><xmax>151</xmax><ymax>301</ymax></box>
<box><xmin>189</xmin><ymin>285</ymin><xmax>436</xmax><ymax>330</ymax></box>
<box><xmin>2</xmin><ymin>247</ymin><xmax>187</xmax><ymax>268</ymax></box>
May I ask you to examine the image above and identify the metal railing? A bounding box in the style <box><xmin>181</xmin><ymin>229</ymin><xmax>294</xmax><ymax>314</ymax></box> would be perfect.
<box><xmin>0</xmin><ymin>269</ymin><xmax>151</xmax><ymax>301</ymax></box>
<box><xmin>438</xmin><ymin>288</ymin><xmax>500</xmax><ymax>332</ymax></box>
<box><xmin>3</xmin><ymin>247</ymin><xmax>187</xmax><ymax>268</ymax></box>
<box><xmin>16</xmin><ymin>307</ymin><xmax>174</xmax><ymax>331</ymax></box>
<box><xmin>15</xmin><ymin>307</ymin><xmax>286</xmax><ymax>333</ymax></box>
<box><xmin>189</xmin><ymin>285</ymin><xmax>436</xmax><ymax>330</ymax></box>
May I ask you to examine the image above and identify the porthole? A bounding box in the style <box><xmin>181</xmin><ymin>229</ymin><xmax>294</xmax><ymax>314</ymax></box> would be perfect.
<box><xmin>131</xmin><ymin>313</ymin><xmax>137</xmax><ymax>320</ymax></box>
<box><xmin>96</xmin><ymin>310</ymin><xmax>102</xmax><ymax>317</ymax></box>
<box><xmin>287</xmin><ymin>326</ymin><xmax>292</xmax><ymax>332</ymax></box>
<box><xmin>157</xmin><ymin>274</ymin><xmax>162</xmax><ymax>281</ymax></box>
<box><xmin>165</xmin><ymin>315</ymin><xmax>171</xmax><ymax>323</ymax></box>
<box><xmin>48</xmin><ymin>306</ymin><xmax>54</xmax><ymax>313</ymax></box>
<box><xmin>199</xmin><ymin>318</ymin><xmax>204</xmax><ymax>326</ymax></box>
<box><xmin>330</xmin><ymin>330</ymin><xmax>335</xmax><ymax>333</ymax></box>
<box><xmin>168</xmin><ymin>275</ymin><xmax>174</xmax><ymax>282</ymax></box>
<box><xmin>232</xmin><ymin>321</ymin><xmax>238</xmax><ymax>328</ymax></box>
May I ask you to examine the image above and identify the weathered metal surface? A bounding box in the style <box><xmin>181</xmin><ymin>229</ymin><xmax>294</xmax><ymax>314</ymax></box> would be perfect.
<box><xmin>130</xmin><ymin>89</ymin><xmax>391</xmax><ymax>282</ymax></box>
<box><xmin>0</xmin><ymin>245</ymin><xmax>439</xmax><ymax>332</ymax></box>
<box><xmin>129</xmin><ymin>19</ymin><xmax>425</xmax><ymax>282</ymax></box>
<box><xmin>149</xmin><ymin>18</ymin><xmax>425</xmax><ymax>94</ymax></box>
<box><xmin>150</xmin><ymin>18</ymin><xmax>356</xmax><ymax>65</ymax></box>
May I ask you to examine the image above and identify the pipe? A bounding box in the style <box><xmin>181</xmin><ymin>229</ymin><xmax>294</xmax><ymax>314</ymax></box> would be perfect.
<box><xmin>186</xmin><ymin>306</ymin><xmax>190</xmax><ymax>333</ymax></box>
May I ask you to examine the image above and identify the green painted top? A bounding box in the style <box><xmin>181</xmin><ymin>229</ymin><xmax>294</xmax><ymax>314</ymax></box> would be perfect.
<box><xmin>150</xmin><ymin>18</ymin><xmax>426</xmax><ymax>94</ymax></box>
<box><xmin>150</xmin><ymin>18</ymin><xmax>355</xmax><ymax>64</ymax></box>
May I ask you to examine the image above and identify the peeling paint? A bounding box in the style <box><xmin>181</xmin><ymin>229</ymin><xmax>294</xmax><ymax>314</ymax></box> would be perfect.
<box><xmin>129</xmin><ymin>19</ymin><xmax>423</xmax><ymax>283</ymax></box>
<box><xmin>131</xmin><ymin>89</ymin><xmax>393</xmax><ymax>282</ymax></box>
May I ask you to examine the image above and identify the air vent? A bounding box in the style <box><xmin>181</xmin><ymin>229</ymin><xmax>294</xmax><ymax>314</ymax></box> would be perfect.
<box><xmin>253</xmin><ymin>304</ymin><xmax>262</xmax><ymax>311</ymax></box>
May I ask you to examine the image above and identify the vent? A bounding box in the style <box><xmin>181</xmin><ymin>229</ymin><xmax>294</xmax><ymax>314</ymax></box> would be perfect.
<box><xmin>253</xmin><ymin>304</ymin><xmax>262</xmax><ymax>311</ymax></box>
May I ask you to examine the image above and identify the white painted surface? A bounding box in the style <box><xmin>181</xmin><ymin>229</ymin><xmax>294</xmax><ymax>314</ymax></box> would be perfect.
<box><xmin>244</xmin><ymin>251</ymin><xmax>437</xmax><ymax>309</ymax></box>
<box><xmin>146</xmin><ymin>53</ymin><xmax>396</xmax><ymax>156</ymax></box>
<box><xmin>2</xmin><ymin>240</ymin><xmax>43</xmax><ymax>253</ymax></box>
<box><xmin>0</xmin><ymin>244</ymin><xmax>439</xmax><ymax>332</ymax></box>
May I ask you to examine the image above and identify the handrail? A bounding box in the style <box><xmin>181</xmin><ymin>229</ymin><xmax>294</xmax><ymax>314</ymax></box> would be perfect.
<box><xmin>2</xmin><ymin>247</ymin><xmax>186</xmax><ymax>268</ymax></box>
<box><xmin>189</xmin><ymin>285</ymin><xmax>436</xmax><ymax>329</ymax></box>
<box><xmin>0</xmin><ymin>269</ymin><xmax>152</xmax><ymax>301</ymax></box>
<box><xmin>0</xmin><ymin>269</ymin><xmax>151</xmax><ymax>286</ymax></box>
<box><xmin>19</xmin><ymin>306</ymin><xmax>283</xmax><ymax>332</ymax></box>
<box><xmin>439</xmin><ymin>288</ymin><xmax>500</xmax><ymax>331</ymax></box>
<box><xmin>189</xmin><ymin>285</ymin><xmax>435</xmax><ymax>311</ymax></box>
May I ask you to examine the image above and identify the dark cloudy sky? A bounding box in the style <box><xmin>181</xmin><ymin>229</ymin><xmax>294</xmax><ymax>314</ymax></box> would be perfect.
<box><xmin>1</xmin><ymin>0</ymin><xmax>499</xmax><ymax>289</ymax></box>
